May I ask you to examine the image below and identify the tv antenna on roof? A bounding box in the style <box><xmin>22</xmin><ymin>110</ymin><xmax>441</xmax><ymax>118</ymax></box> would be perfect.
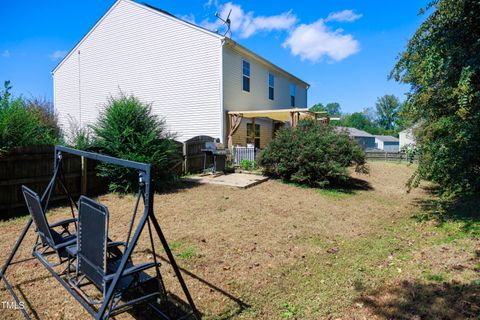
<box><xmin>215</xmin><ymin>9</ymin><xmax>232</xmax><ymax>37</ymax></box>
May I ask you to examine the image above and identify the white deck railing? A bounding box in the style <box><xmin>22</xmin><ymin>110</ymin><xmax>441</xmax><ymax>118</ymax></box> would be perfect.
<box><xmin>233</xmin><ymin>146</ymin><xmax>258</xmax><ymax>165</ymax></box>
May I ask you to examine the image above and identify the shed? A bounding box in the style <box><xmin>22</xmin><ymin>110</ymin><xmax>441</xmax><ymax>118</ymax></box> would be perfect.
<box><xmin>374</xmin><ymin>135</ymin><xmax>399</xmax><ymax>152</ymax></box>
<box><xmin>336</xmin><ymin>126</ymin><xmax>376</xmax><ymax>150</ymax></box>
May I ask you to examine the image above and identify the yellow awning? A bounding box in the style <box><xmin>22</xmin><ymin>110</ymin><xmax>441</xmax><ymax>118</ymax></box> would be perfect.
<box><xmin>227</xmin><ymin>108</ymin><xmax>327</xmax><ymax>122</ymax></box>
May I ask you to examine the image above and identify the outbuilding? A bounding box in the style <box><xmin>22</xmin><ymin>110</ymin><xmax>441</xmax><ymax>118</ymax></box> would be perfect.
<box><xmin>374</xmin><ymin>135</ymin><xmax>400</xmax><ymax>152</ymax></box>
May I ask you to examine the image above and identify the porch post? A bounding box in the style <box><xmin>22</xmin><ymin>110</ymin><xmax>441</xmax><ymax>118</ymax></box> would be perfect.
<box><xmin>290</xmin><ymin>111</ymin><xmax>299</xmax><ymax>127</ymax></box>
<box><xmin>251</xmin><ymin>117</ymin><xmax>256</xmax><ymax>146</ymax></box>
<box><xmin>227</xmin><ymin>113</ymin><xmax>243</xmax><ymax>149</ymax></box>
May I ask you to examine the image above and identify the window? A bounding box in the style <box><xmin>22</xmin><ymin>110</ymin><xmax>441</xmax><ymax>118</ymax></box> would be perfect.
<box><xmin>290</xmin><ymin>83</ymin><xmax>296</xmax><ymax>107</ymax></box>
<box><xmin>273</xmin><ymin>121</ymin><xmax>283</xmax><ymax>137</ymax></box>
<box><xmin>242</xmin><ymin>60</ymin><xmax>250</xmax><ymax>92</ymax></box>
<box><xmin>246</xmin><ymin>123</ymin><xmax>260</xmax><ymax>149</ymax></box>
<box><xmin>268</xmin><ymin>73</ymin><xmax>274</xmax><ymax>100</ymax></box>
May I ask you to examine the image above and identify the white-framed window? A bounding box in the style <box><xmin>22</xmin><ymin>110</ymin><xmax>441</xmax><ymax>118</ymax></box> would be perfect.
<box><xmin>268</xmin><ymin>73</ymin><xmax>274</xmax><ymax>100</ymax></box>
<box><xmin>242</xmin><ymin>60</ymin><xmax>250</xmax><ymax>92</ymax></box>
<box><xmin>246</xmin><ymin>123</ymin><xmax>260</xmax><ymax>148</ymax></box>
<box><xmin>290</xmin><ymin>83</ymin><xmax>296</xmax><ymax>107</ymax></box>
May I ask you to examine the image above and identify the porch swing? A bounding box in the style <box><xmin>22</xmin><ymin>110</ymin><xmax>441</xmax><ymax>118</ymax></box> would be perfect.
<box><xmin>0</xmin><ymin>145</ymin><xmax>200</xmax><ymax>320</ymax></box>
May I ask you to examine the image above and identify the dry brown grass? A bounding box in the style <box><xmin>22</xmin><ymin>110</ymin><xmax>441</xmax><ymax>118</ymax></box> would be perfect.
<box><xmin>0</xmin><ymin>162</ymin><xmax>478</xmax><ymax>319</ymax></box>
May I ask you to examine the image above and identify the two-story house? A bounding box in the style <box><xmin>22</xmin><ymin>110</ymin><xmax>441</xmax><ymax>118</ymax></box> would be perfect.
<box><xmin>53</xmin><ymin>0</ymin><xmax>309</xmax><ymax>148</ymax></box>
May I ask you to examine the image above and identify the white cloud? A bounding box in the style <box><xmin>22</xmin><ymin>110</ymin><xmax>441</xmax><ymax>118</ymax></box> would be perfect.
<box><xmin>204</xmin><ymin>0</ymin><xmax>218</xmax><ymax>8</ymax></box>
<box><xmin>1</xmin><ymin>50</ymin><xmax>10</xmax><ymax>58</ymax></box>
<box><xmin>48</xmin><ymin>50</ymin><xmax>68</xmax><ymax>61</ymax></box>
<box><xmin>282</xmin><ymin>19</ymin><xmax>360</xmax><ymax>62</ymax></box>
<box><xmin>178</xmin><ymin>13</ymin><xmax>196</xmax><ymax>24</ymax></box>
<box><xmin>200</xmin><ymin>2</ymin><xmax>297</xmax><ymax>38</ymax></box>
<box><xmin>187</xmin><ymin>2</ymin><xmax>362</xmax><ymax>63</ymax></box>
<box><xmin>325</xmin><ymin>10</ymin><xmax>362</xmax><ymax>23</ymax></box>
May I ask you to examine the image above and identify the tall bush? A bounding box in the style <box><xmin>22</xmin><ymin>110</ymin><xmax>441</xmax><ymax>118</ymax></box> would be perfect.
<box><xmin>260</xmin><ymin>121</ymin><xmax>367</xmax><ymax>187</ymax></box>
<box><xmin>0</xmin><ymin>81</ymin><xmax>61</xmax><ymax>151</ymax></box>
<box><xmin>391</xmin><ymin>0</ymin><xmax>480</xmax><ymax>198</ymax></box>
<box><xmin>67</xmin><ymin>116</ymin><xmax>93</xmax><ymax>151</ymax></box>
<box><xmin>25</xmin><ymin>97</ymin><xmax>62</xmax><ymax>141</ymax></box>
<box><xmin>92</xmin><ymin>93</ymin><xmax>181</xmax><ymax>192</ymax></box>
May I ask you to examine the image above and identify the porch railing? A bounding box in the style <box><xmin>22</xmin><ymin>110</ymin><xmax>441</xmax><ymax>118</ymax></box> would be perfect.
<box><xmin>233</xmin><ymin>146</ymin><xmax>259</xmax><ymax>165</ymax></box>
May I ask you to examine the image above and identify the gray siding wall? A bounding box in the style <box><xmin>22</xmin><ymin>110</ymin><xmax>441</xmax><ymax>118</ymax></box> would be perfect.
<box><xmin>355</xmin><ymin>137</ymin><xmax>376</xmax><ymax>150</ymax></box>
<box><xmin>383</xmin><ymin>142</ymin><xmax>399</xmax><ymax>152</ymax></box>
<box><xmin>223</xmin><ymin>46</ymin><xmax>307</xmax><ymax>112</ymax></box>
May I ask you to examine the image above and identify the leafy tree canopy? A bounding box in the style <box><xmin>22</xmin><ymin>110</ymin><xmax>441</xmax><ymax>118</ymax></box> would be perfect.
<box><xmin>375</xmin><ymin>94</ymin><xmax>400</xmax><ymax>130</ymax></box>
<box><xmin>309</xmin><ymin>103</ymin><xmax>324</xmax><ymax>112</ymax></box>
<box><xmin>260</xmin><ymin>120</ymin><xmax>367</xmax><ymax>187</ymax></box>
<box><xmin>391</xmin><ymin>0</ymin><xmax>480</xmax><ymax>197</ymax></box>
<box><xmin>93</xmin><ymin>93</ymin><xmax>181</xmax><ymax>192</ymax></box>
<box><xmin>309</xmin><ymin>102</ymin><xmax>341</xmax><ymax>116</ymax></box>
<box><xmin>0</xmin><ymin>81</ymin><xmax>61</xmax><ymax>151</ymax></box>
<box><xmin>324</xmin><ymin>102</ymin><xmax>341</xmax><ymax>116</ymax></box>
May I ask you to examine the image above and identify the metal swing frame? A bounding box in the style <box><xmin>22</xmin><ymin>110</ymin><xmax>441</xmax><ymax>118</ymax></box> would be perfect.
<box><xmin>0</xmin><ymin>145</ymin><xmax>200</xmax><ymax>320</ymax></box>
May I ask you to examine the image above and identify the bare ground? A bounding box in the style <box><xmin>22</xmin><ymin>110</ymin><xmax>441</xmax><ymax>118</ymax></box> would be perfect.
<box><xmin>0</xmin><ymin>162</ymin><xmax>478</xmax><ymax>319</ymax></box>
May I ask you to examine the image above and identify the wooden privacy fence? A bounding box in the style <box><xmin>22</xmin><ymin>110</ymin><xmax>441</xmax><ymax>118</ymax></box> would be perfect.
<box><xmin>0</xmin><ymin>145</ymin><xmax>107</xmax><ymax>219</ymax></box>
<box><xmin>182</xmin><ymin>136</ymin><xmax>215</xmax><ymax>173</ymax></box>
<box><xmin>365</xmin><ymin>151</ymin><xmax>418</xmax><ymax>162</ymax></box>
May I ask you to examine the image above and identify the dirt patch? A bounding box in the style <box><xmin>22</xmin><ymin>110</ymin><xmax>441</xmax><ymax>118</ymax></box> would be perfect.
<box><xmin>0</xmin><ymin>162</ymin><xmax>477</xmax><ymax>319</ymax></box>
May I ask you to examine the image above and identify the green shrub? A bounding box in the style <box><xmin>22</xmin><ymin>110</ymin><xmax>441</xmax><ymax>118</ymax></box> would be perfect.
<box><xmin>260</xmin><ymin>120</ymin><xmax>368</xmax><ymax>187</ymax></box>
<box><xmin>67</xmin><ymin>116</ymin><xmax>93</xmax><ymax>151</ymax></box>
<box><xmin>391</xmin><ymin>0</ymin><xmax>480</xmax><ymax>198</ymax></box>
<box><xmin>92</xmin><ymin>93</ymin><xmax>181</xmax><ymax>193</ymax></box>
<box><xmin>25</xmin><ymin>97</ymin><xmax>62</xmax><ymax>143</ymax></box>
<box><xmin>0</xmin><ymin>81</ymin><xmax>61</xmax><ymax>151</ymax></box>
<box><xmin>239</xmin><ymin>159</ymin><xmax>256</xmax><ymax>171</ymax></box>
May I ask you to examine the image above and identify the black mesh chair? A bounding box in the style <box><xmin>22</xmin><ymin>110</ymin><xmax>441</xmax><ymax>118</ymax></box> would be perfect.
<box><xmin>22</xmin><ymin>185</ymin><xmax>77</xmax><ymax>265</ymax></box>
<box><xmin>69</xmin><ymin>196</ymin><xmax>163</xmax><ymax>314</ymax></box>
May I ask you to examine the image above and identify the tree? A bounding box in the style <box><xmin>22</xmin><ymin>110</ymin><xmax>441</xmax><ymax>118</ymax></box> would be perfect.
<box><xmin>375</xmin><ymin>95</ymin><xmax>400</xmax><ymax>130</ymax></box>
<box><xmin>310</xmin><ymin>102</ymin><xmax>341</xmax><ymax>116</ymax></box>
<box><xmin>0</xmin><ymin>81</ymin><xmax>61</xmax><ymax>151</ymax></box>
<box><xmin>260</xmin><ymin>120</ymin><xmax>367</xmax><ymax>187</ymax></box>
<box><xmin>93</xmin><ymin>93</ymin><xmax>181</xmax><ymax>192</ymax></box>
<box><xmin>338</xmin><ymin>112</ymin><xmax>373</xmax><ymax>131</ymax></box>
<box><xmin>0</xmin><ymin>80</ymin><xmax>12</xmax><ymax>109</ymax></box>
<box><xmin>325</xmin><ymin>102</ymin><xmax>341</xmax><ymax>116</ymax></box>
<box><xmin>309</xmin><ymin>103</ymin><xmax>325</xmax><ymax>112</ymax></box>
<box><xmin>391</xmin><ymin>0</ymin><xmax>480</xmax><ymax>197</ymax></box>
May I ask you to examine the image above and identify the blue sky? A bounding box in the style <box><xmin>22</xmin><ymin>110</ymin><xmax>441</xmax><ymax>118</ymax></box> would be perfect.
<box><xmin>0</xmin><ymin>0</ymin><xmax>429</xmax><ymax>114</ymax></box>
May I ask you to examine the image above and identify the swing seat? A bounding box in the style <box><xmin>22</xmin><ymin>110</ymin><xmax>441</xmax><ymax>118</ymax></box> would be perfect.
<box><xmin>4</xmin><ymin>146</ymin><xmax>199</xmax><ymax>320</ymax></box>
<box><xmin>22</xmin><ymin>186</ymin><xmax>77</xmax><ymax>260</ymax></box>
<box><xmin>68</xmin><ymin>196</ymin><xmax>163</xmax><ymax>312</ymax></box>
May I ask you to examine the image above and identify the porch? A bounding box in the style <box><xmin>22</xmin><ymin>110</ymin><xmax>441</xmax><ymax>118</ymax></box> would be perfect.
<box><xmin>227</xmin><ymin>108</ymin><xmax>330</xmax><ymax>165</ymax></box>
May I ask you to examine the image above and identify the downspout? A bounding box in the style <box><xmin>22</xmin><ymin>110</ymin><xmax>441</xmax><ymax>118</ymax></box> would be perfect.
<box><xmin>219</xmin><ymin>38</ymin><xmax>225</xmax><ymax>143</ymax></box>
<box><xmin>77</xmin><ymin>50</ymin><xmax>82</xmax><ymax>126</ymax></box>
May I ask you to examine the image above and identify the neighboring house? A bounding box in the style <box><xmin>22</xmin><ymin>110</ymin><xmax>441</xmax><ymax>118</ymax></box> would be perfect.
<box><xmin>374</xmin><ymin>135</ymin><xmax>399</xmax><ymax>152</ymax></box>
<box><xmin>336</xmin><ymin>127</ymin><xmax>376</xmax><ymax>150</ymax></box>
<box><xmin>53</xmin><ymin>0</ymin><xmax>308</xmax><ymax>147</ymax></box>
<box><xmin>399</xmin><ymin>127</ymin><xmax>417</xmax><ymax>149</ymax></box>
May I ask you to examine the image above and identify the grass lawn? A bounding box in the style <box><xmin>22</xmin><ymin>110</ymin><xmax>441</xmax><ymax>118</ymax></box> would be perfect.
<box><xmin>0</xmin><ymin>162</ymin><xmax>479</xmax><ymax>319</ymax></box>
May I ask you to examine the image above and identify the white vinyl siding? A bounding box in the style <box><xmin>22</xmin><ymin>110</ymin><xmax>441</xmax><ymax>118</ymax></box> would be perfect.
<box><xmin>53</xmin><ymin>0</ymin><xmax>223</xmax><ymax>142</ymax></box>
<box><xmin>399</xmin><ymin>128</ymin><xmax>416</xmax><ymax>148</ymax></box>
<box><xmin>223</xmin><ymin>45</ymin><xmax>307</xmax><ymax>112</ymax></box>
<box><xmin>54</xmin><ymin>53</ymin><xmax>81</xmax><ymax>132</ymax></box>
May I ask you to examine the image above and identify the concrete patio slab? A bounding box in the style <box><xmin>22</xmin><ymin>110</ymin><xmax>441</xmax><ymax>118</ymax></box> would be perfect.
<box><xmin>185</xmin><ymin>173</ymin><xmax>269</xmax><ymax>189</ymax></box>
